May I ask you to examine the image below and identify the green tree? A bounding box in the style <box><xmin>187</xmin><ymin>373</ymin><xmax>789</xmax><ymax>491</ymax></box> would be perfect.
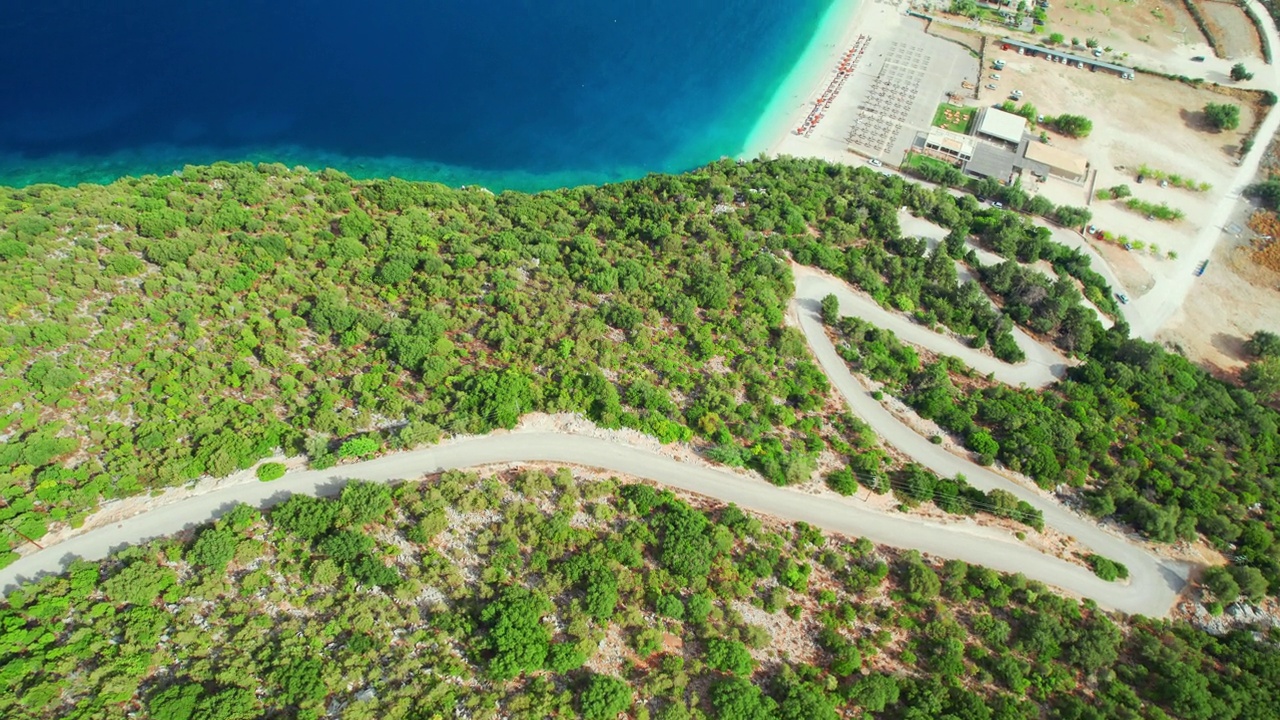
<box><xmin>456</xmin><ymin>369</ymin><xmax>534</xmax><ymax>430</ymax></box>
<box><xmin>583</xmin><ymin>570</ymin><xmax>619</xmax><ymax>620</ymax></box>
<box><xmin>272</xmin><ymin>495</ymin><xmax>337</xmax><ymax>540</ymax></box>
<box><xmin>545</xmin><ymin>643</ymin><xmax>588</xmax><ymax>673</ymax></box>
<box><xmin>348</xmin><ymin>555</ymin><xmax>402</xmax><ymax>587</ymax></box>
<box><xmin>103</xmin><ymin>561</ymin><xmax>178</xmax><ymax>606</ymax></box>
<box><xmin>1051</xmin><ymin>114</ymin><xmax>1093</xmax><ymax>138</ymax></box>
<box><xmin>1228</xmin><ymin>565</ymin><xmax>1269</xmax><ymax>602</ymax></box>
<box><xmin>318</xmin><ymin>529</ymin><xmax>375</xmax><ymax>562</ymax></box>
<box><xmin>706</xmin><ymin>638</ymin><xmax>755</xmax><ymax>675</ymax></box>
<box><xmin>848</xmin><ymin>674</ymin><xmax>901</xmax><ymax>712</ymax></box>
<box><xmin>1052</xmin><ymin>205</ymin><xmax>1092</xmax><ymax>228</ymax></box>
<box><xmin>195</xmin><ymin>687</ymin><xmax>259</xmax><ymax>720</ymax></box>
<box><xmin>1245</xmin><ymin>330</ymin><xmax>1280</xmax><ymax>359</ymax></box>
<box><xmin>1248</xmin><ymin>179</ymin><xmax>1280</xmax><ymax>209</ymax></box>
<box><xmin>968</xmin><ymin>430</ymin><xmax>1000</xmax><ymax>462</ymax></box>
<box><xmin>1242</xmin><ymin>356</ymin><xmax>1280</xmax><ymax>401</ymax></box>
<box><xmin>901</xmin><ymin>556</ymin><xmax>941</xmax><ymax>600</ymax></box>
<box><xmin>709</xmin><ymin>677</ymin><xmax>777</xmax><ymax>720</ymax></box>
<box><xmin>1203</xmin><ymin>103</ymin><xmax>1241</xmax><ymax>131</ymax></box>
<box><xmin>1202</xmin><ymin>566</ymin><xmax>1240</xmax><ymax>602</ymax></box>
<box><xmin>579</xmin><ymin>674</ymin><xmax>633</xmax><ymax>720</ymax></box>
<box><xmin>1048</xmin><ymin>32</ymin><xmax>1065</xmax><ymax>44</ymax></box>
<box><xmin>479</xmin><ymin>586</ymin><xmax>553</xmax><ymax>681</ymax></box>
<box><xmin>820</xmin><ymin>293</ymin><xmax>840</xmax><ymax>324</ymax></box>
<box><xmin>337</xmin><ymin>480</ymin><xmax>394</xmax><ymax>526</ymax></box>
<box><xmin>1231</xmin><ymin>63</ymin><xmax>1254</xmax><ymax>81</ymax></box>
<box><xmin>148</xmin><ymin>683</ymin><xmax>202</xmax><ymax>720</ymax></box>
<box><xmin>778</xmin><ymin>680</ymin><xmax>839</xmax><ymax>720</ymax></box>
<box><xmin>656</xmin><ymin>502</ymin><xmax>714</xmax><ymax>583</ymax></box>
<box><xmin>187</xmin><ymin>527</ymin><xmax>238</xmax><ymax>572</ymax></box>
<box><xmin>274</xmin><ymin>658</ymin><xmax>326</xmax><ymax>706</ymax></box>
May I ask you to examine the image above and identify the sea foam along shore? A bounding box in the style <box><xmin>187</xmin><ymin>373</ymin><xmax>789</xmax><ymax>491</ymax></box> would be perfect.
<box><xmin>741</xmin><ymin>0</ymin><xmax>911</xmax><ymax>163</ymax></box>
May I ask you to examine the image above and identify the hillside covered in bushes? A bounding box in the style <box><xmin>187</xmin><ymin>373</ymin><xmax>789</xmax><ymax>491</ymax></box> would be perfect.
<box><xmin>3</xmin><ymin>469</ymin><xmax>1278</xmax><ymax>719</ymax></box>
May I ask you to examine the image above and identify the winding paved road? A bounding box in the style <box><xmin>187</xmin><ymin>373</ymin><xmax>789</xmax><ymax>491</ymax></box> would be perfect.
<box><xmin>0</xmin><ymin>269</ymin><xmax>1189</xmax><ymax>616</ymax></box>
<box><xmin>792</xmin><ymin>265</ymin><xmax>1187</xmax><ymax>615</ymax></box>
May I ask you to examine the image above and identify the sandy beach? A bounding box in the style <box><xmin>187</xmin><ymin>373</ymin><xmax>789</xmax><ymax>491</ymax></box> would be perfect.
<box><xmin>742</xmin><ymin>0</ymin><xmax>914</xmax><ymax>162</ymax></box>
<box><xmin>743</xmin><ymin>0</ymin><xmax>976</xmax><ymax>170</ymax></box>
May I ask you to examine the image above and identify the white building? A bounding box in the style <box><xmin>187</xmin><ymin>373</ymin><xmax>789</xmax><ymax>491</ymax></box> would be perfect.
<box><xmin>975</xmin><ymin>107</ymin><xmax>1028</xmax><ymax>146</ymax></box>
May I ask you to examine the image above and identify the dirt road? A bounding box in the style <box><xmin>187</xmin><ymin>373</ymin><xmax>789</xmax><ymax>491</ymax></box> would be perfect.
<box><xmin>1125</xmin><ymin>1</ymin><xmax>1280</xmax><ymax>339</ymax></box>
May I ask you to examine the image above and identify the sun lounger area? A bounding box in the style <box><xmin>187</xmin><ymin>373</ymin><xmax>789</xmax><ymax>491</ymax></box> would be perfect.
<box><xmin>795</xmin><ymin>35</ymin><xmax>872</xmax><ymax>138</ymax></box>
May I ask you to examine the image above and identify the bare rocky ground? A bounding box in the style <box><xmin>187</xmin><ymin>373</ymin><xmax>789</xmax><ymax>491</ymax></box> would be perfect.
<box><xmin>1179</xmin><ymin>595</ymin><xmax>1280</xmax><ymax>637</ymax></box>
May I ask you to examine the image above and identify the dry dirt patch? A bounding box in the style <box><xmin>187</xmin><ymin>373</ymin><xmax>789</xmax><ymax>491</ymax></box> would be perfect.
<box><xmin>1049</xmin><ymin>0</ymin><xmax>1204</xmax><ymax>53</ymax></box>
<box><xmin>1197</xmin><ymin>0</ymin><xmax>1266</xmax><ymax>60</ymax></box>
<box><xmin>1157</xmin><ymin>205</ymin><xmax>1280</xmax><ymax>371</ymax></box>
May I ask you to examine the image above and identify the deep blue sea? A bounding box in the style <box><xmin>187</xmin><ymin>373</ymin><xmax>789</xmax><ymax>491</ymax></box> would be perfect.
<box><xmin>1</xmin><ymin>0</ymin><xmax>835</xmax><ymax>191</ymax></box>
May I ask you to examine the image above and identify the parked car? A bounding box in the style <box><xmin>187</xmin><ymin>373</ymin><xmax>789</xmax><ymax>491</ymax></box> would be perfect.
<box><xmin>986</xmin><ymin>83</ymin><xmax>998</xmax><ymax>89</ymax></box>
<box><xmin>1093</xmin><ymin>49</ymin><xmax>1103</xmax><ymax>57</ymax></box>
<box><xmin>1086</xmin><ymin>224</ymin><xmax>1097</xmax><ymax>234</ymax></box>
<box><xmin>1037</xmin><ymin>114</ymin><xmax>1045</xmax><ymax>123</ymax></box>
<box><xmin>992</xmin><ymin>201</ymin><xmax>1004</xmax><ymax>209</ymax></box>
<box><xmin>990</xmin><ymin>73</ymin><xmax>1001</xmax><ymax>79</ymax></box>
<box><xmin>1191</xmin><ymin>56</ymin><xmax>1206</xmax><ymax>62</ymax></box>
<box><xmin>868</xmin><ymin>158</ymin><xmax>883</xmax><ymax>167</ymax></box>
<box><xmin>1116</xmin><ymin>293</ymin><xmax>1130</xmax><ymax>304</ymax></box>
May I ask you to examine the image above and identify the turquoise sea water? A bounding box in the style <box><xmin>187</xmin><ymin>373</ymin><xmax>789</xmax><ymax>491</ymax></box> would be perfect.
<box><xmin>1</xmin><ymin>0</ymin><xmax>836</xmax><ymax>191</ymax></box>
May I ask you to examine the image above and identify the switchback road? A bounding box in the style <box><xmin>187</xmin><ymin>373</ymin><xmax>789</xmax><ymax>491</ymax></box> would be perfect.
<box><xmin>0</xmin><ymin>268</ymin><xmax>1189</xmax><ymax>615</ymax></box>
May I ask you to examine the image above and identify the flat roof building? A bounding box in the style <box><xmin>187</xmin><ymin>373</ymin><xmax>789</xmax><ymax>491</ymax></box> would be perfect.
<box><xmin>976</xmin><ymin>107</ymin><xmax>1028</xmax><ymax>145</ymax></box>
<box><xmin>964</xmin><ymin>142</ymin><xmax>1020</xmax><ymax>184</ymax></box>
<box><xmin>1023</xmin><ymin>142</ymin><xmax>1089</xmax><ymax>182</ymax></box>
<box><xmin>922</xmin><ymin>128</ymin><xmax>976</xmax><ymax>165</ymax></box>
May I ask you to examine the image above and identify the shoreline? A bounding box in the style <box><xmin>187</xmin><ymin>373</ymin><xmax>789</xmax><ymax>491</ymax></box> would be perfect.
<box><xmin>741</xmin><ymin>0</ymin><xmax>911</xmax><ymax>162</ymax></box>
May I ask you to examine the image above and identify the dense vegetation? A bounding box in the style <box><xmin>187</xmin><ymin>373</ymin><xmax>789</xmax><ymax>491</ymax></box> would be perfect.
<box><xmin>0</xmin><ymin>158</ymin><xmax>1111</xmax><ymax>564</ymax></box>
<box><xmin>3</xmin><ymin>469</ymin><xmax>1278</xmax><ymax>720</ymax></box>
<box><xmin>3</xmin><ymin>157</ymin><xmax>1276</xmax><ymax>594</ymax></box>
<box><xmin>826</xmin><ymin>312</ymin><xmax>1280</xmax><ymax>596</ymax></box>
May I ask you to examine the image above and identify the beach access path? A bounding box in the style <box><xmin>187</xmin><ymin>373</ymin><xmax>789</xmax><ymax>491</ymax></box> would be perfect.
<box><xmin>0</xmin><ymin>267</ymin><xmax>1188</xmax><ymax>618</ymax></box>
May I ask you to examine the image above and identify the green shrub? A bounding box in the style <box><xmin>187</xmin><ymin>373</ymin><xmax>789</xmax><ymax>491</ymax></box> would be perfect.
<box><xmin>337</xmin><ymin>436</ymin><xmax>380</xmax><ymax>459</ymax></box>
<box><xmin>256</xmin><ymin>462</ymin><xmax>287</xmax><ymax>482</ymax></box>
<box><xmin>826</xmin><ymin>468</ymin><xmax>859</xmax><ymax>496</ymax></box>
<box><xmin>1086</xmin><ymin>554</ymin><xmax>1129</xmax><ymax>581</ymax></box>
